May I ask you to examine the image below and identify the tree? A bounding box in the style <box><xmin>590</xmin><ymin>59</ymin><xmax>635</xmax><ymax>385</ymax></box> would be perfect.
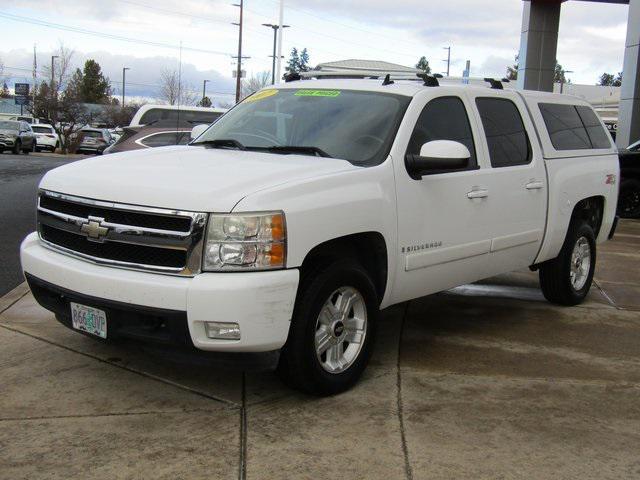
<box><xmin>0</xmin><ymin>82</ymin><xmax>10</xmax><ymax>98</ymax></box>
<box><xmin>78</xmin><ymin>59</ymin><xmax>112</xmax><ymax>103</ymax></box>
<box><xmin>158</xmin><ymin>68</ymin><xmax>198</xmax><ymax>106</ymax></box>
<box><xmin>198</xmin><ymin>96</ymin><xmax>212</xmax><ymax>107</ymax></box>
<box><xmin>286</xmin><ymin>47</ymin><xmax>311</xmax><ymax>74</ymax></box>
<box><xmin>41</xmin><ymin>42</ymin><xmax>75</xmax><ymax>94</ymax></box>
<box><xmin>416</xmin><ymin>56</ymin><xmax>431</xmax><ymax>74</ymax></box>
<box><xmin>554</xmin><ymin>61</ymin><xmax>568</xmax><ymax>84</ymax></box>
<box><xmin>506</xmin><ymin>54</ymin><xmax>519</xmax><ymax>80</ymax></box>
<box><xmin>103</xmin><ymin>101</ymin><xmax>144</xmax><ymax>127</ymax></box>
<box><xmin>241</xmin><ymin>71</ymin><xmax>271</xmax><ymax>99</ymax></box>
<box><xmin>598</xmin><ymin>72</ymin><xmax>623</xmax><ymax>87</ymax></box>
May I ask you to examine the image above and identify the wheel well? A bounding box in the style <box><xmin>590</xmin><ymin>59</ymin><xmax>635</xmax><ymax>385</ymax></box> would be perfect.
<box><xmin>571</xmin><ymin>196</ymin><xmax>604</xmax><ymax>238</ymax></box>
<box><xmin>299</xmin><ymin>232</ymin><xmax>388</xmax><ymax>302</ymax></box>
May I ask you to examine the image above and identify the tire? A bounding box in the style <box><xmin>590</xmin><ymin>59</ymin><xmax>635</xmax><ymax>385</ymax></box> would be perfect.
<box><xmin>12</xmin><ymin>140</ymin><xmax>21</xmax><ymax>155</ymax></box>
<box><xmin>539</xmin><ymin>221</ymin><xmax>596</xmax><ymax>306</ymax></box>
<box><xmin>277</xmin><ymin>260</ymin><xmax>378</xmax><ymax>396</ymax></box>
<box><xmin>618</xmin><ymin>178</ymin><xmax>640</xmax><ymax>219</ymax></box>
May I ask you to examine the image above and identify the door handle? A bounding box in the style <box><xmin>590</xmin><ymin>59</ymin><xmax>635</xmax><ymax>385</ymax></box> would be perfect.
<box><xmin>525</xmin><ymin>181</ymin><xmax>544</xmax><ymax>190</ymax></box>
<box><xmin>467</xmin><ymin>189</ymin><xmax>489</xmax><ymax>199</ymax></box>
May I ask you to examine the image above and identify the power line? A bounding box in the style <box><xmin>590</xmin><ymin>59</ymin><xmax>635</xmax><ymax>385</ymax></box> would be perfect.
<box><xmin>0</xmin><ymin>12</ymin><xmax>236</xmax><ymax>57</ymax></box>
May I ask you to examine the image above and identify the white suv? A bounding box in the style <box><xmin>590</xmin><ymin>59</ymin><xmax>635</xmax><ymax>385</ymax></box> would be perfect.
<box><xmin>21</xmin><ymin>75</ymin><xmax>619</xmax><ymax>395</ymax></box>
<box><xmin>31</xmin><ymin>123</ymin><xmax>60</xmax><ymax>152</ymax></box>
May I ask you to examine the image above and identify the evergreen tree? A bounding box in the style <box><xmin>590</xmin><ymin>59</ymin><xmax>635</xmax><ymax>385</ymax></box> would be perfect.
<box><xmin>416</xmin><ymin>56</ymin><xmax>431</xmax><ymax>74</ymax></box>
<box><xmin>0</xmin><ymin>82</ymin><xmax>10</xmax><ymax>98</ymax></box>
<box><xmin>78</xmin><ymin>59</ymin><xmax>112</xmax><ymax>104</ymax></box>
<box><xmin>286</xmin><ymin>48</ymin><xmax>310</xmax><ymax>74</ymax></box>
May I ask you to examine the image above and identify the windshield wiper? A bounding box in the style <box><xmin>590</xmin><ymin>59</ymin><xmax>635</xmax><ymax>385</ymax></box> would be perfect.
<box><xmin>193</xmin><ymin>139</ymin><xmax>245</xmax><ymax>150</ymax></box>
<box><xmin>259</xmin><ymin>145</ymin><xmax>333</xmax><ymax>158</ymax></box>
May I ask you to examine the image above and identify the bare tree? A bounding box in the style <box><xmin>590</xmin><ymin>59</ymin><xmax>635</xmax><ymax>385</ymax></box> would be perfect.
<box><xmin>241</xmin><ymin>71</ymin><xmax>271</xmax><ymax>100</ymax></box>
<box><xmin>158</xmin><ymin>68</ymin><xmax>198</xmax><ymax>106</ymax></box>
<box><xmin>41</xmin><ymin>42</ymin><xmax>75</xmax><ymax>93</ymax></box>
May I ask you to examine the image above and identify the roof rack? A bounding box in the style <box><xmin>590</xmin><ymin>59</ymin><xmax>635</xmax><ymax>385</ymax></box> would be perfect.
<box><xmin>483</xmin><ymin>77</ymin><xmax>511</xmax><ymax>90</ymax></box>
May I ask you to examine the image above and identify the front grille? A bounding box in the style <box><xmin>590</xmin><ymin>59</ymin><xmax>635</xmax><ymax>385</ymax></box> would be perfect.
<box><xmin>40</xmin><ymin>225</ymin><xmax>187</xmax><ymax>268</ymax></box>
<box><xmin>37</xmin><ymin>190</ymin><xmax>207</xmax><ymax>275</ymax></box>
<box><xmin>39</xmin><ymin>195</ymin><xmax>192</xmax><ymax>232</ymax></box>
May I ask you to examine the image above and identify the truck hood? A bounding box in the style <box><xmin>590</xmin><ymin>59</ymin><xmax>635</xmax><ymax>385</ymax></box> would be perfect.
<box><xmin>40</xmin><ymin>145</ymin><xmax>357</xmax><ymax>212</ymax></box>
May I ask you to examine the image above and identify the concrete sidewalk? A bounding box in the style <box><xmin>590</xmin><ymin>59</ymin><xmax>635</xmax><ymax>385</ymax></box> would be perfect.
<box><xmin>1</xmin><ymin>221</ymin><xmax>639</xmax><ymax>479</ymax></box>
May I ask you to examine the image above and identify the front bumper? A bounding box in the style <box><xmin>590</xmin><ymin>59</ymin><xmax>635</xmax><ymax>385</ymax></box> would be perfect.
<box><xmin>0</xmin><ymin>138</ymin><xmax>16</xmax><ymax>148</ymax></box>
<box><xmin>20</xmin><ymin>232</ymin><xmax>299</xmax><ymax>352</ymax></box>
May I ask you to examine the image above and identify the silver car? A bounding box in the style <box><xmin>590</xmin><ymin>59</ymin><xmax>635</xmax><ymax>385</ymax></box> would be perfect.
<box><xmin>0</xmin><ymin>120</ymin><xmax>36</xmax><ymax>154</ymax></box>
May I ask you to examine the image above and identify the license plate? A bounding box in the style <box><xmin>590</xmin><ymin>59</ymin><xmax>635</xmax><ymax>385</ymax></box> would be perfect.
<box><xmin>70</xmin><ymin>302</ymin><xmax>107</xmax><ymax>339</ymax></box>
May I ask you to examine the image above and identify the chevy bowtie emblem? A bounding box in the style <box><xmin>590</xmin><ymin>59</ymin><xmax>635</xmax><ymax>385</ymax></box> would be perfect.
<box><xmin>80</xmin><ymin>216</ymin><xmax>109</xmax><ymax>242</ymax></box>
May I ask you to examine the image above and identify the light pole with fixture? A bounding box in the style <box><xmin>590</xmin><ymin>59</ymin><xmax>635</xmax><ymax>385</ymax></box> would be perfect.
<box><xmin>262</xmin><ymin>23</ymin><xmax>290</xmax><ymax>84</ymax></box>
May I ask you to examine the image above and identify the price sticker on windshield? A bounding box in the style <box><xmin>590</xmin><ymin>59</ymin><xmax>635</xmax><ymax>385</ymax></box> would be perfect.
<box><xmin>294</xmin><ymin>89</ymin><xmax>341</xmax><ymax>98</ymax></box>
<box><xmin>245</xmin><ymin>89</ymin><xmax>279</xmax><ymax>103</ymax></box>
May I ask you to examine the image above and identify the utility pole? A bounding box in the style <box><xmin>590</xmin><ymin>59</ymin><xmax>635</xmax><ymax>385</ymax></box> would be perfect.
<box><xmin>32</xmin><ymin>44</ymin><xmax>37</xmax><ymax>119</ymax></box>
<box><xmin>442</xmin><ymin>46</ymin><xmax>451</xmax><ymax>77</ymax></box>
<box><xmin>233</xmin><ymin>0</ymin><xmax>244</xmax><ymax>103</ymax></box>
<box><xmin>262</xmin><ymin>24</ymin><xmax>290</xmax><ymax>84</ymax></box>
<box><xmin>50</xmin><ymin>55</ymin><xmax>59</xmax><ymax>90</ymax></box>
<box><xmin>122</xmin><ymin>67</ymin><xmax>130</xmax><ymax>108</ymax></box>
<box><xmin>202</xmin><ymin>79</ymin><xmax>210</xmax><ymax>104</ymax></box>
<box><xmin>275</xmin><ymin>0</ymin><xmax>285</xmax><ymax>82</ymax></box>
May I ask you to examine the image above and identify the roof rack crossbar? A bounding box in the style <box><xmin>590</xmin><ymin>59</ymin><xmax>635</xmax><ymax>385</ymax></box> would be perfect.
<box><xmin>483</xmin><ymin>77</ymin><xmax>512</xmax><ymax>90</ymax></box>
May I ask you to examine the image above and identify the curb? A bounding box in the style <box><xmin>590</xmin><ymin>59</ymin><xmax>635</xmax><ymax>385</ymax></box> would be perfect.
<box><xmin>0</xmin><ymin>282</ymin><xmax>30</xmax><ymax>315</ymax></box>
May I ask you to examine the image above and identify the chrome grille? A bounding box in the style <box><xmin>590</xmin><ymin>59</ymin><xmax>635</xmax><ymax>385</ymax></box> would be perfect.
<box><xmin>37</xmin><ymin>190</ymin><xmax>207</xmax><ymax>276</ymax></box>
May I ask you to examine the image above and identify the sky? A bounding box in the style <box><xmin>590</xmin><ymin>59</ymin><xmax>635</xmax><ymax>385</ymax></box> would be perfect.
<box><xmin>0</xmin><ymin>0</ymin><xmax>630</xmax><ymax>105</ymax></box>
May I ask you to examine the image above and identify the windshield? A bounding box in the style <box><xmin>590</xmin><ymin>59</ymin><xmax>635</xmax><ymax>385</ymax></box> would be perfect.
<box><xmin>0</xmin><ymin>121</ymin><xmax>19</xmax><ymax>131</ymax></box>
<box><xmin>193</xmin><ymin>88</ymin><xmax>411</xmax><ymax>165</ymax></box>
<box><xmin>32</xmin><ymin>126</ymin><xmax>53</xmax><ymax>134</ymax></box>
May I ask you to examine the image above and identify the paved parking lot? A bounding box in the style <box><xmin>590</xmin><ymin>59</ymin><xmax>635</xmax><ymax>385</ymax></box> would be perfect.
<box><xmin>1</xmin><ymin>221</ymin><xmax>639</xmax><ymax>479</ymax></box>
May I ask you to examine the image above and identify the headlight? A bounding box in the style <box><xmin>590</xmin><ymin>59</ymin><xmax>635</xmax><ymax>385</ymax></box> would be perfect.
<box><xmin>203</xmin><ymin>212</ymin><xmax>286</xmax><ymax>271</ymax></box>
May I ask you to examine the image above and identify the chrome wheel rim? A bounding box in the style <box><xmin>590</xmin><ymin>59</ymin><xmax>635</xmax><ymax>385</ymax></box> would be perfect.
<box><xmin>315</xmin><ymin>286</ymin><xmax>367</xmax><ymax>374</ymax></box>
<box><xmin>570</xmin><ymin>236</ymin><xmax>591</xmax><ymax>291</ymax></box>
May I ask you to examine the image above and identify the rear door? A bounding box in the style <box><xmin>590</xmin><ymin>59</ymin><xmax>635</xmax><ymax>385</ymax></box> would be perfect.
<box><xmin>465</xmin><ymin>90</ymin><xmax>547</xmax><ymax>275</ymax></box>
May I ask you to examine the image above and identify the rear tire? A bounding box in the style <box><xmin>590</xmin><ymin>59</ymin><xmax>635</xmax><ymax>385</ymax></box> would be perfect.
<box><xmin>539</xmin><ymin>221</ymin><xmax>596</xmax><ymax>306</ymax></box>
<box><xmin>277</xmin><ymin>260</ymin><xmax>378</xmax><ymax>396</ymax></box>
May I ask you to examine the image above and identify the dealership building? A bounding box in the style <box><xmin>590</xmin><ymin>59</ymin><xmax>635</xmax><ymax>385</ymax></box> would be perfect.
<box><xmin>518</xmin><ymin>0</ymin><xmax>635</xmax><ymax>147</ymax></box>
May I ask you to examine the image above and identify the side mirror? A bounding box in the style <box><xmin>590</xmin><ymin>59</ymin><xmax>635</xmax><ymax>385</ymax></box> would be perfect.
<box><xmin>405</xmin><ymin>140</ymin><xmax>471</xmax><ymax>179</ymax></box>
<box><xmin>190</xmin><ymin>123</ymin><xmax>209</xmax><ymax>140</ymax></box>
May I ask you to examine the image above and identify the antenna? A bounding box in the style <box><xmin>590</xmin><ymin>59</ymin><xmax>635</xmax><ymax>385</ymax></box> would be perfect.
<box><xmin>382</xmin><ymin>74</ymin><xmax>394</xmax><ymax>86</ymax></box>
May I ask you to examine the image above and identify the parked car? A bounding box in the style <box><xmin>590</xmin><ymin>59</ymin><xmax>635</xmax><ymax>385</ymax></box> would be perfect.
<box><xmin>129</xmin><ymin>104</ymin><xmax>227</xmax><ymax>127</ymax></box>
<box><xmin>76</xmin><ymin>128</ymin><xmax>114</xmax><ymax>155</ymax></box>
<box><xmin>31</xmin><ymin>123</ymin><xmax>60</xmax><ymax>152</ymax></box>
<box><xmin>104</xmin><ymin>120</ymin><xmax>204</xmax><ymax>154</ymax></box>
<box><xmin>617</xmin><ymin>140</ymin><xmax>640</xmax><ymax>218</ymax></box>
<box><xmin>0</xmin><ymin>120</ymin><xmax>36</xmax><ymax>154</ymax></box>
<box><xmin>21</xmin><ymin>77</ymin><xmax>619</xmax><ymax>395</ymax></box>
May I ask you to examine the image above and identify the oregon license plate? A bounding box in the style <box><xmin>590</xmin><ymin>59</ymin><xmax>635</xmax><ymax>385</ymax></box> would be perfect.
<box><xmin>70</xmin><ymin>302</ymin><xmax>107</xmax><ymax>339</ymax></box>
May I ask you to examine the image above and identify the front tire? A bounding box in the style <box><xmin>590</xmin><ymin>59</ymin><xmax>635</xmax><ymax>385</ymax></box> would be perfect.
<box><xmin>539</xmin><ymin>221</ymin><xmax>596</xmax><ymax>306</ymax></box>
<box><xmin>12</xmin><ymin>140</ymin><xmax>21</xmax><ymax>155</ymax></box>
<box><xmin>278</xmin><ymin>260</ymin><xmax>378</xmax><ymax>396</ymax></box>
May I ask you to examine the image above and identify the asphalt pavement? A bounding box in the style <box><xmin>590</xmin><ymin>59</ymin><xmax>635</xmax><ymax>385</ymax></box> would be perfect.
<box><xmin>0</xmin><ymin>153</ymin><xmax>80</xmax><ymax>296</ymax></box>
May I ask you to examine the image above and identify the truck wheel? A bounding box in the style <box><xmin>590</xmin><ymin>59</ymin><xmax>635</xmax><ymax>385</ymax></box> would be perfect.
<box><xmin>278</xmin><ymin>260</ymin><xmax>378</xmax><ymax>396</ymax></box>
<box><xmin>539</xmin><ymin>221</ymin><xmax>596</xmax><ymax>306</ymax></box>
<box><xmin>618</xmin><ymin>179</ymin><xmax>640</xmax><ymax>218</ymax></box>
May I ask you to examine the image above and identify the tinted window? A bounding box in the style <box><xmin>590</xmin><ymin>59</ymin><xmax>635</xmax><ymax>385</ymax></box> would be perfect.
<box><xmin>139</xmin><ymin>109</ymin><xmax>223</xmax><ymax>125</ymax></box>
<box><xmin>407</xmin><ymin>96</ymin><xmax>477</xmax><ymax>168</ymax></box>
<box><xmin>576</xmin><ymin>106</ymin><xmax>612</xmax><ymax>149</ymax></box>
<box><xmin>140</xmin><ymin>131</ymin><xmax>191</xmax><ymax>147</ymax></box>
<box><xmin>32</xmin><ymin>126</ymin><xmax>53</xmax><ymax>134</ymax></box>
<box><xmin>476</xmin><ymin>98</ymin><xmax>531</xmax><ymax>168</ymax></box>
<box><xmin>0</xmin><ymin>121</ymin><xmax>19</xmax><ymax>131</ymax></box>
<box><xmin>82</xmin><ymin>131</ymin><xmax>103</xmax><ymax>139</ymax></box>
<box><xmin>539</xmin><ymin>103</ymin><xmax>591</xmax><ymax>150</ymax></box>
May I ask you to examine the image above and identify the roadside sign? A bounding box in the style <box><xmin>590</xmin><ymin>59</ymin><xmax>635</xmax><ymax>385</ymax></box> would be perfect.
<box><xmin>14</xmin><ymin>83</ymin><xmax>30</xmax><ymax>106</ymax></box>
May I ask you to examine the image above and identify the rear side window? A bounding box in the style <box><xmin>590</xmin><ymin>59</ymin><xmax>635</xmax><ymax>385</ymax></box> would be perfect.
<box><xmin>475</xmin><ymin>98</ymin><xmax>531</xmax><ymax>168</ymax></box>
<box><xmin>407</xmin><ymin>96</ymin><xmax>477</xmax><ymax>168</ymax></box>
<box><xmin>139</xmin><ymin>131</ymin><xmax>191</xmax><ymax>147</ymax></box>
<box><xmin>539</xmin><ymin>103</ymin><xmax>610</xmax><ymax>150</ymax></box>
<box><xmin>576</xmin><ymin>106</ymin><xmax>612</xmax><ymax>149</ymax></box>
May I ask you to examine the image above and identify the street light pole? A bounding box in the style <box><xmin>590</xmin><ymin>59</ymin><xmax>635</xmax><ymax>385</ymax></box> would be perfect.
<box><xmin>122</xmin><ymin>67</ymin><xmax>130</xmax><ymax>108</ymax></box>
<box><xmin>275</xmin><ymin>0</ymin><xmax>284</xmax><ymax>82</ymax></box>
<box><xmin>202</xmin><ymin>79</ymin><xmax>210</xmax><ymax>104</ymax></box>
<box><xmin>442</xmin><ymin>46</ymin><xmax>451</xmax><ymax>77</ymax></box>
<box><xmin>262</xmin><ymin>23</ymin><xmax>290</xmax><ymax>84</ymax></box>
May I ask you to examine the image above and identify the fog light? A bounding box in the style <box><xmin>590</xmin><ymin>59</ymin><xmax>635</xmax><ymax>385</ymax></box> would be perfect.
<box><xmin>204</xmin><ymin>321</ymin><xmax>241</xmax><ymax>340</ymax></box>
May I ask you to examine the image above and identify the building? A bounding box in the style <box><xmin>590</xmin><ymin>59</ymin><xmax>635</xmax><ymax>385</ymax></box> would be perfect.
<box><xmin>517</xmin><ymin>0</ymin><xmax>635</xmax><ymax>147</ymax></box>
<box><xmin>315</xmin><ymin>59</ymin><xmax>421</xmax><ymax>76</ymax></box>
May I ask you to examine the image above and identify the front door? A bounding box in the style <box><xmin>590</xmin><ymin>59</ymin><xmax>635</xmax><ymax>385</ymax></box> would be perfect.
<box><xmin>392</xmin><ymin>92</ymin><xmax>495</xmax><ymax>303</ymax></box>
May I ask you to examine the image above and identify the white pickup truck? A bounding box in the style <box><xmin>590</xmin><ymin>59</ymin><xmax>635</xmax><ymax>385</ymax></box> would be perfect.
<box><xmin>21</xmin><ymin>75</ymin><xmax>619</xmax><ymax>395</ymax></box>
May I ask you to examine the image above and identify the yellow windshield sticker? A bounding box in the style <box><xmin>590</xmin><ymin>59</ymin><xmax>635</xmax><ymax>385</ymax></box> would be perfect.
<box><xmin>294</xmin><ymin>89</ymin><xmax>341</xmax><ymax>98</ymax></box>
<box><xmin>245</xmin><ymin>89</ymin><xmax>278</xmax><ymax>103</ymax></box>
